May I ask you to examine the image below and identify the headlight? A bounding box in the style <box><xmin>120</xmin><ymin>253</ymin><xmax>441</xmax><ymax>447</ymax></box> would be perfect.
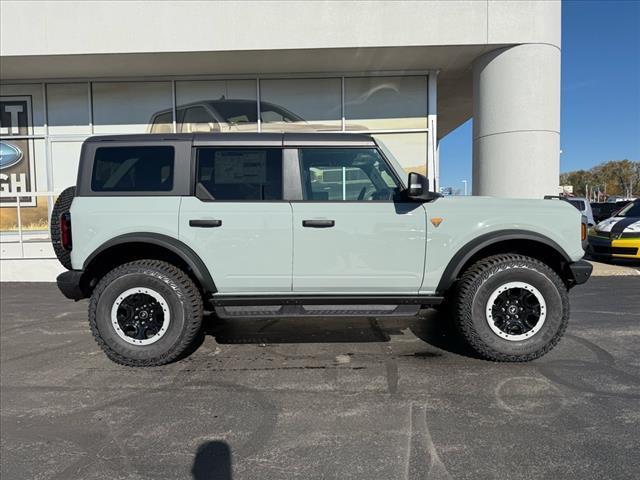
<box><xmin>589</xmin><ymin>228</ymin><xmax>608</xmax><ymax>238</ymax></box>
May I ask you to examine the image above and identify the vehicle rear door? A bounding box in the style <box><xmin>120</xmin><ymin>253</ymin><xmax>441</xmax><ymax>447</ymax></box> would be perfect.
<box><xmin>179</xmin><ymin>145</ymin><xmax>292</xmax><ymax>293</ymax></box>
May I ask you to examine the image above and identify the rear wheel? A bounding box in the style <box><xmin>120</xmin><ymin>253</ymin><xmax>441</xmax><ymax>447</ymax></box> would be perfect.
<box><xmin>452</xmin><ymin>254</ymin><xmax>569</xmax><ymax>362</ymax></box>
<box><xmin>89</xmin><ymin>260</ymin><xmax>203</xmax><ymax>366</ymax></box>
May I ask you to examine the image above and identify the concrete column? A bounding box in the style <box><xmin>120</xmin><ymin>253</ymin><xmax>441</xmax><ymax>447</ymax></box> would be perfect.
<box><xmin>472</xmin><ymin>44</ymin><xmax>560</xmax><ymax>198</ymax></box>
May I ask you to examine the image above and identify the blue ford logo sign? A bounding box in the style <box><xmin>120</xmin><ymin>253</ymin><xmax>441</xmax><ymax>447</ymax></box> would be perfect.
<box><xmin>0</xmin><ymin>141</ymin><xmax>23</xmax><ymax>170</ymax></box>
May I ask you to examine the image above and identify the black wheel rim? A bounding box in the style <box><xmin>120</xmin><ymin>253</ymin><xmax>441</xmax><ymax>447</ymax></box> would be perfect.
<box><xmin>111</xmin><ymin>288</ymin><xmax>171</xmax><ymax>345</ymax></box>
<box><xmin>491</xmin><ymin>288</ymin><xmax>541</xmax><ymax>335</ymax></box>
<box><xmin>486</xmin><ymin>282</ymin><xmax>547</xmax><ymax>341</ymax></box>
<box><xmin>116</xmin><ymin>293</ymin><xmax>165</xmax><ymax>341</ymax></box>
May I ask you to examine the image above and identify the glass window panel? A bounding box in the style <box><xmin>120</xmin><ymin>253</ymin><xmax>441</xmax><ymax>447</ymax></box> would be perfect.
<box><xmin>0</xmin><ymin>139</ymin><xmax>49</xmax><ymax>241</ymax></box>
<box><xmin>299</xmin><ymin>148</ymin><xmax>401</xmax><ymax>201</ymax></box>
<box><xmin>0</xmin><ymin>136</ymin><xmax>40</xmax><ymax>205</ymax></box>
<box><xmin>47</xmin><ymin>83</ymin><xmax>91</xmax><ymax>135</ymax></box>
<box><xmin>92</xmin><ymin>82</ymin><xmax>172</xmax><ymax>134</ymax></box>
<box><xmin>149</xmin><ymin>111</ymin><xmax>173</xmax><ymax>134</ymax></box>
<box><xmin>91</xmin><ymin>146</ymin><xmax>174</xmax><ymax>192</ymax></box>
<box><xmin>180</xmin><ymin>106</ymin><xmax>221</xmax><ymax>133</ymax></box>
<box><xmin>260</xmin><ymin>78</ymin><xmax>341</xmax><ymax>132</ymax></box>
<box><xmin>51</xmin><ymin>141</ymin><xmax>83</xmax><ymax>192</ymax></box>
<box><xmin>373</xmin><ymin>133</ymin><xmax>428</xmax><ymax>176</ymax></box>
<box><xmin>32</xmin><ymin>138</ymin><xmax>48</xmax><ymax>192</ymax></box>
<box><xmin>0</xmin><ymin>196</ymin><xmax>50</xmax><ymax>240</ymax></box>
<box><xmin>0</xmin><ymin>84</ymin><xmax>45</xmax><ymax>136</ymax></box>
<box><xmin>176</xmin><ymin>80</ymin><xmax>257</xmax><ymax>132</ymax></box>
<box><xmin>196</xmin><ymin>148</ymin><xmax>283</xmax><ymax>200</ymax></box>
<box><xmin>0</xmin><ymin>203</ymin><xmax>19</xmax><ymax>238</ymax></box>
<box><xmin>20</xmin><ymin>194</ymin><xmax>51</xmax><ymax>237</ymax></box>
<box><xmin>345</xmin><ymin>76</ymin><xmax>428</xmax><ymax>130</ymax></box>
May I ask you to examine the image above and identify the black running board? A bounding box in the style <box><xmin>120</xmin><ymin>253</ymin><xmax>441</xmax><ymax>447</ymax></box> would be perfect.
<box><xmin>210</xmin><ymin>294</ymin><xmax>444</xmax><ymax>307</ymax></box>
<box><xmin>209</xmin><ymin>295</ymin><xmax>443</xmax><ymax>319</ymax></box>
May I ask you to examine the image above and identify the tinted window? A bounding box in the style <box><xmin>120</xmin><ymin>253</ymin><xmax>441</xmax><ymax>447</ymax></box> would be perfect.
<box><xmin>196</xmin><ymin>148</ymin><xmax>283</xmax><ymax>200</ymax></box>
<box><xmin>617</xmin><ymin>201</ymin><xmax>640</xmax><ymax>217</ymax></box>
<box><xmin>91</xmin><ymin>146</ymin><xmax>174</xmax><ymax>192</ymax></box>
<box><xmin>299</xmin><ymin>148</ymin><xmax>401</xmax><ymax>201</ymax></box>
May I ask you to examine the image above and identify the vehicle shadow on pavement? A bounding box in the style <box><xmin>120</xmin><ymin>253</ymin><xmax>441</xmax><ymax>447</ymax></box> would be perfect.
<box><xmin>201</xmin><ymin>309</ymin><xmax>476</xmax><ymax>358</ymax></box>
<box><xmin>191</xmin><ymin>440</ymin><xmax>232</xmax><ymax>480</ymax></box>
<box><xmin>409</xmin><ymin>310</ymin><xmax>479</xmax><ymax>358</ymax></box>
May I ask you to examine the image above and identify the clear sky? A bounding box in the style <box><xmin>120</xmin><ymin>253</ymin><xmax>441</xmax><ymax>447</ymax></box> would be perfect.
<box><xmin>439</xmin><ymin>0</ymin><xmax>640</xmax><ymax>193</ymax></box>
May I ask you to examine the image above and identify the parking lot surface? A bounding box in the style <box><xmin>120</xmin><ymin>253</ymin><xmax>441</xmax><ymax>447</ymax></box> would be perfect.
<box><xmin>1</xmin><ymin>278</ymin><xmax>639</xmax><ymax>480</ymax></box>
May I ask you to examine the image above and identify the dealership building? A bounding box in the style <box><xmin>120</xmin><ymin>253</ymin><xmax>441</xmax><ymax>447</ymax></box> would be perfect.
<box><xmin>0</xmin><ymin>0</ymin><xmax>561</xmax><ymax>280</ymax></box>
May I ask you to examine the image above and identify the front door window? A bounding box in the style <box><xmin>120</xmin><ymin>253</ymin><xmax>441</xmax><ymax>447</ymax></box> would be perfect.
<box><xmin>298</xmin><ymin>148</ymin><xmax>401</xmax><ymax>201</ymax></box>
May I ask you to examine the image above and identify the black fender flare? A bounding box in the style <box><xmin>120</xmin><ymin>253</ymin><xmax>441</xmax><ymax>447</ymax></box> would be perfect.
<box><xmin>436</xmin><ymin>230</ymin><xmax>573</xmax><ymax>294</ymax></box>
<box><xmin>83</xmin><ymin>232</ymin><xmax>217</xmax><ymax>293</ymax></box>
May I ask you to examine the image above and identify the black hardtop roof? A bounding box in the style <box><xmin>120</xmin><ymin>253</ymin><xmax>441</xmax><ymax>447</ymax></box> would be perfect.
<box><xmin>84</xmin><ymin>132</ymin><xmax>376</xmax><ymax>147</ymax></box>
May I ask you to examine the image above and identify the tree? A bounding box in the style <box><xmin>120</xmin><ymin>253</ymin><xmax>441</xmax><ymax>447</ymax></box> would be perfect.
<box><xmin>560</xmin><ymin>159</ymin><xmax>639</xmax><ymax>199</ymax></box>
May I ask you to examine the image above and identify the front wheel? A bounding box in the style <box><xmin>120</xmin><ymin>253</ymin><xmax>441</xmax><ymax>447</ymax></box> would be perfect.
<box><xmin>452</xmin><ymin>254</ymin><xmax>569</xmax><ymax>362</ymax></box>
<box><xmin>89</xmin><ymin>260</ymin><xmax>203</xmax><ymax>366</ymax></box>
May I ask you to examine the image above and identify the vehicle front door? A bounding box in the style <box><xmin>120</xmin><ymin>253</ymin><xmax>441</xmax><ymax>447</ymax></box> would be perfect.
<box><xmin>290</xmin><ymin>147</ymin><xmax>427</xmax><ymax>293</ymax></box>
<box><xmin>179</xmin><ymin>147</ymin><xmax>292</xmax><ymax>293</ymax></box>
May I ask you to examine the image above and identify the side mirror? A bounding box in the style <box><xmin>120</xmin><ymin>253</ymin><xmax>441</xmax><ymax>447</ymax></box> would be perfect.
<box><xmin>406</xmin><ymin>172</ymin><xmax>441</xmax><ymax>201</ymax></box>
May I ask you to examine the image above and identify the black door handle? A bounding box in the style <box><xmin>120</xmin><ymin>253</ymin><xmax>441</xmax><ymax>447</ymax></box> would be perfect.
<box><xmin>189</xmin><ymin>219</ymin><xmax>222</xmax><ymax>228</ymax></box>
<box><xmin>302</xmin><ymin>219</ymin><xmax>335</xmax><ymax>228</ymax></box>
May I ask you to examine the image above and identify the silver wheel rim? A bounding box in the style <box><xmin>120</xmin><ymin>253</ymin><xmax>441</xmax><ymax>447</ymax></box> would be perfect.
<box><xmin>485</xmin><ymin>281</ymin><xmax>546</xmax><ymax>341</ymax></box>
<box><xmin>111</xmin><ymin>287</ymin><xmax>171</xmax><ymax>345</ymax></box>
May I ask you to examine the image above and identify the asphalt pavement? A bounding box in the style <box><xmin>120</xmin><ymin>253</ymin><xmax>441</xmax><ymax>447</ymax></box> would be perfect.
<box><xmin>1</xmin><ymin>278</ymin><xmax>639</xmax><ymax>480</ymax></box>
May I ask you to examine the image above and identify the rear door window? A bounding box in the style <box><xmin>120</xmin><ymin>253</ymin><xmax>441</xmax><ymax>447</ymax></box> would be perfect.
<box><xmin>91</xmin><ymin>146</ymin><xmax>174</xmax><ymax>192</ymax></box>
<box><xmin>196</xmin><ymin>148</ymin><xmax>283</xmax><ymax>200</ymax></box>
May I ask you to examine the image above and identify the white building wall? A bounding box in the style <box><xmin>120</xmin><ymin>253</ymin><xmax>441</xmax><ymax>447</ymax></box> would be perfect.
<box><xmin>1</xmin><ymin>1</ymin><xmax>559</xmax><ymax>57</ymax></box>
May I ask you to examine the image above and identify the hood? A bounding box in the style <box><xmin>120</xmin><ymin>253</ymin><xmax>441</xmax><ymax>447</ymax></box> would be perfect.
<box><xmin>595</xmin><ymin>216</ymin><xmax>640</xmax><ymax>233</ymax></box>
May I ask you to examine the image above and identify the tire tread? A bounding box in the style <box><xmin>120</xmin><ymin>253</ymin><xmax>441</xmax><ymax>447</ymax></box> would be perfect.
<box><xmin>88</xmin><ymin>259</ymin><xmax>203</xmax><ymax>367</ymax></box>
<box><xmin>50</xmin><ymin>186</ymin><xmax>76</xmax><ymax>269</ymax></box>
<box><xmin>453</xmin><ymin>253</ymin><xmax>569</xmax><ymax>362</ymax></box>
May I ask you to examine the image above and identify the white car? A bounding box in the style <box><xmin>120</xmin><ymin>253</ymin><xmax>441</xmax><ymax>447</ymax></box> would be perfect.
<box><xmin>564</xmin><ymin>197</ymin><xmax>595</xmax><ymax>227</ymax></box>
<box><xmin>544</xmin><ymin>196</ymin><xmax>595</xmax><ymax>227</ymax></box>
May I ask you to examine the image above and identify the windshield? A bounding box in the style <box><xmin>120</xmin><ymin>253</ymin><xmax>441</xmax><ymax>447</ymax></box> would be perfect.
<box><xmin>210</xmin><ymin>101</ymin><xmax>304</xmax><ymax>124</ymax></box>
<box><xmin>615</xmin><ymin>201</ymin><xmax>640</xmax><ymax>217</ymax></box>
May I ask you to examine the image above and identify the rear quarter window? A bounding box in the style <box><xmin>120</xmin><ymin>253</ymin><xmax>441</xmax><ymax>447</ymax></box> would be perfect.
<box><xmin>91</xmin><ymin>146</ymin><xmax>174</xmax><ymax>192</ymax></box>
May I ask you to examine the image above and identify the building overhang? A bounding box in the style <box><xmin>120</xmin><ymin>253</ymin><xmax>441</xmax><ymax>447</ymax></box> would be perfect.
<box><xmin>1</xmin><ymin>44</ymin><xmax>508</xmax><ymax>139</ymax></box>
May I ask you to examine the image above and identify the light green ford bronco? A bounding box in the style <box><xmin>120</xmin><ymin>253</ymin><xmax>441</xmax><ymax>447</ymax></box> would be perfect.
<box><xmin>52</xmin><ymin>133</ymin><xmax>592</xmax><ymax>366</ymax></box>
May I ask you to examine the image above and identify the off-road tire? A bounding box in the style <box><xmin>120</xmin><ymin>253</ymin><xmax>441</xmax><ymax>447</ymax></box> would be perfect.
<box><xmin>50</xmin><ymin>186</ymin><xmax>76</xmax><ymax>269</ymax></box>
<box><xmin>89</xmin><ymin>260</ymin><xmax>203</xmax><ymax>367</ymax></box>
<box><xmin>452</xmin><ymin>254</ymin><xmax>569</xmax><ymax>362</ymax></box>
